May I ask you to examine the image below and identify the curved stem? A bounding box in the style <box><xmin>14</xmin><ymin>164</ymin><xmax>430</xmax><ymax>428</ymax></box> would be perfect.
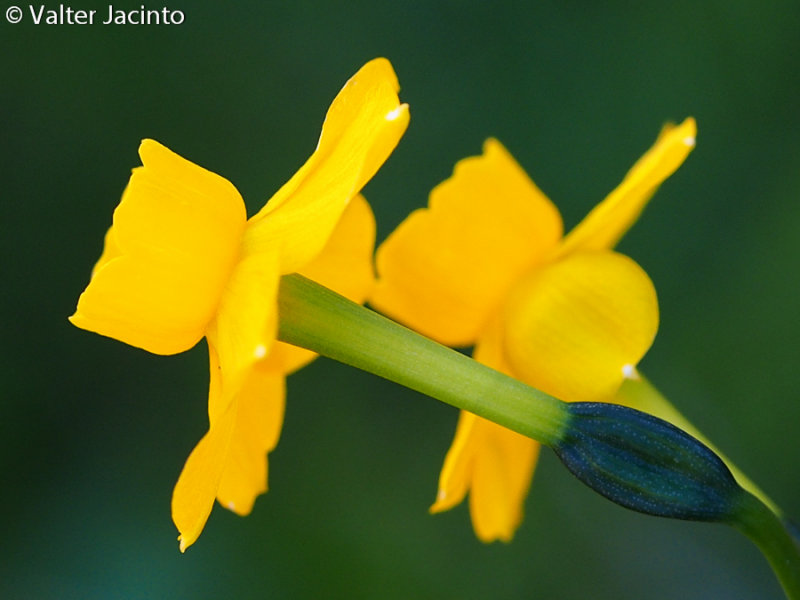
<box><xmin>277</xmin><ymin>273</ymin><xmax>569</xmax><ymax>446</ymax></box>
<box><xmin>732</xmin><ymin>491</ymin><xmax>800</xmax><ymax>599</ymax></box>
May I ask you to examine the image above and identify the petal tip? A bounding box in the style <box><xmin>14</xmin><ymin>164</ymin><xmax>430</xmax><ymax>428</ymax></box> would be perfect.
<box><xmin>361</xmin><ymin>57</ymin><xmax>400</xmax><ymax>91</ymax></box>
<box><xmin>385</xmin><ymin>103</ymin><xmax>409</xmax><ymax>122</ymax></box>
<box><xmin>482</xmin><ymin>137</ymin><xmax>503</xmax><ymax>152</ymax></box>
<box><xmin>429</xmin><ymin>489</ymin><xmax>458</xmax><ymax>514</ymax></box>
<box><xmin>429</xmin><ymin>502</ymin><xmax>445</xmax><ymax>515</ymax></box>
<box><xmin>622</xmin><ymin>364</ymin><xmax>641</xmax><ymax>380</ymax></box>
<box><xmin>67</xmin><ymin>311</ymin><xmax>97</xmax><ymax>337</ymax></box>
<box><xmin>137</xmin><ymin>138</ymin><xmax>165</xmax><ymax>160</ymax></box>
<box><xmin>177</xmin><ymin>528</ymin><xmax>201</xmax><ymax>553</ymax></box>
<box><xmin>678</xmin><ymin>116</ymin><xmax>697</xmax><ymax>145</ymax></box>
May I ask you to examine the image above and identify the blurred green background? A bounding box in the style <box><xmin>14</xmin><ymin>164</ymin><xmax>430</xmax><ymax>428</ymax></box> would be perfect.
<box><xmin>2</xmin><ymin>1</ymin><xmax>800</xmax><ymax>598</ymax></box>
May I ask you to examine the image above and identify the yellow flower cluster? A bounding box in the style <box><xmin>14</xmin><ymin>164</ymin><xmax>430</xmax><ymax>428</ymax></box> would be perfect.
<box><xmin>71</xmin><ymin>58</ymin><xmax>695</xmax><ymax>548</ymax></box>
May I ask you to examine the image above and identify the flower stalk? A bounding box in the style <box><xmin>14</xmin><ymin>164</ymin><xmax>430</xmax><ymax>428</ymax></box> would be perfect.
<box><xmin>731</xmin><ymin>490</ymin><xmax>800</xmax><ymax>598</ymax></box>
<box><xmin>278</xmin><ymin>273</ymin><xmax>800</xmax><ymax>599</ymax></box>
<box><xmin>278</xmin><ymin>273</ymin><xmax>570</xmax><ymax>446</ymax></box>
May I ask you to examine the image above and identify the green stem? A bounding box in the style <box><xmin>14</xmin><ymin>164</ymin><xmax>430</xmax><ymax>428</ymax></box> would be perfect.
<box><xmin>277</xmin><ymin>273</ymin><xmax>569</xmax><ymax>446</ymax></box>
<box><xmin>731</xmin><ymin>491</ymin><xmax>800</xmax><ymax>599</ymax></box>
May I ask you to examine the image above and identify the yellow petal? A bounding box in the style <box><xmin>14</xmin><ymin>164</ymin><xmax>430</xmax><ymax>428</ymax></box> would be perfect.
<box><xmin>430</xmin><ymin>410</ymin><xmax>479</xmax><ymax>514</ymax></box>
<box><xmin>300</xmin><ymin>194</ymin><xmax>376</xmax><ymax>304</ymax></box>
<box><xmin>431</xmin><ymin>411</ymin><xmax>539</xmax><ymax>544</ymax></box>
<box><xmin>431</xmin><ymin>318</ymin><xmax>540</xmax><ymax>543</ymax></box>
<box><xmin>372</xmin><ymin>139</ymin><xmax>563</xmax><ymax>347</ymax></box>
<box><xmin>208</xmin><ymin>246</ymin><xmax>281</xmax><ymax>396</ymax></box>
<box><xmin>503</xmin><ymin>251</ymin><xmax>659</xmax><ymax>403</ymax></box>
<box><xmin>468</xmin><ymin>417</ymin><xmax>540</xmax><ymax>543</ymax></box>
<box><xmin>171</xmin><ymin>248</ymin><xmax>281</xmax><ymax>551</ymax></box>
<box><xmin>70</xmin><ymin>140</ymin><xmax>247</xmax><ymax>355</ymax></box>
<box><xmin>470</xmin><ymin>318</ymin><xmax>540</xmax><ymax>543</ymax></box>
<box><xmin>268</xmin><ymin>194</ymin><xmax>378</xmax><ymax>374</ymax></box>
<box><xmin>245</xmin><ymin>58</ymin><xmax>408</xmax><ymax>273</ymax></box>
<box><xmin>556</xmin><ymin>117</ymin><xmax>696</xmax><ymax>257</ymax></box>
<box><xmin>172</xmin><ymin>397</ymin><xmax>237</xmax><ymax>553</ymax></box>
<box><xmin>216</xmin><ymin>365</ymin><xmax>285</xmax><ymax>516</ymax></box>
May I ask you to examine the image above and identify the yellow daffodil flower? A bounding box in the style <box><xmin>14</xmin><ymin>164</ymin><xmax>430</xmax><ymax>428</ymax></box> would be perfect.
<box><xmin>70</xmin><ymin>58</ymin><xmax>409</xmax><ymax>551</ymax></box>
<box><xmin>371</xmin><ymin>118</ymin><xmax>695</xmax><ymax>542</ymax></box>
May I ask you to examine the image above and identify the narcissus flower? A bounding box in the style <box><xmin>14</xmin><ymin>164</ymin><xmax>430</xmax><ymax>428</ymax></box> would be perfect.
<box><xmin>70</xmin><ymin>58</ymin><xmax>409</xmax><ymax>551</ymax></box>
<box><xmin>371</xmin><ymin>118</ymin><xmax>695</xmax><ymax>542</ymax></box>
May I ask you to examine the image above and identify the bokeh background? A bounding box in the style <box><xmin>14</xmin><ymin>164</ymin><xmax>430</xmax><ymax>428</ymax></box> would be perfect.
<box><xmin>3</xmin><ymin>1</ymin><xmax>800</xmax><ymax>598</ymax></box>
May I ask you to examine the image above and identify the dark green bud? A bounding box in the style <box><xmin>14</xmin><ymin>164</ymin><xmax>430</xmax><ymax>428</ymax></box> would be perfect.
<box><xmin>553</xmin><ymin>402</ymin><xmax>741</xmax><ymax>522</ymax></box>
